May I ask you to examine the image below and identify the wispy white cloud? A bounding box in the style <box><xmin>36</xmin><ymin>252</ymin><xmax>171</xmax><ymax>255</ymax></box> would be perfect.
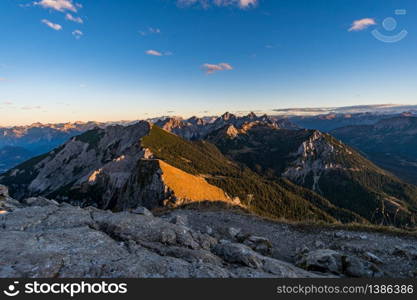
<box><xmin>237</xmin><ymin>0</ymin><xmax>257</xmax><ymax>8</ymax></box>
<box><xmin>146</xmin><ymin>50</ymin><xmax>163</xmax><ymax>56</ymax></box>
<box><xmin>202</xmin><ymin>63</ymin><xmax>233</xmax><ymax>74</ymax></box>
<box><xmin>65</xmin><ymin>13</ymin><xmax>83</xmax><ymax>23</ymax></box>
<box><xmin>72</xmin><ymin>29</ymin><xmax>83</xmax><ymax>39</ymax></box>
<box><xmin>348</xmin><ymin>18</ymin><xmax>376</xmax><ymax>31</ymax></box>
<box><xmin>35</xmin><ymin>0</ymin><xmax>78</xmax><ymax>12</ymax></box>
<box><xmin>145</xmin><ymin>50</ymin><xmax>172</xmax><ymax>56</ymax></box>
<box><xmin>177</xmin><ymin>0</ymin><xmax>258</xmax><ymax>9</ymax></box>
<box><xmin>149</xmin><ymin>27</ymin><xmax>161</xmax><ymax>34</ymax></box>
<box><xmin>265</xmin><ymin>44</ymin><xmax>280</xmax><ymax>49</ymax></box>
<box><xmin>139</xmin><ymin>27</ymin><xmax>161</xmax><ymax>36</ymax></box>
<box><xmin>41</xmin><ymin>19</ymin><xmax>62</xmax><ymax>30</ymax></box>
<box><xmin>30</xmin><ymin>1</ymin><xmax>85</xmax><ymax>37</ymax></box>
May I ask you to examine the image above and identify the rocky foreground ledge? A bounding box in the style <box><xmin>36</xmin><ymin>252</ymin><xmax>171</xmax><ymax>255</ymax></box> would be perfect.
<box><xmin>1</xmin><ymin>185</ymin><xmax>416</xmax><ymax>278</ymax></box>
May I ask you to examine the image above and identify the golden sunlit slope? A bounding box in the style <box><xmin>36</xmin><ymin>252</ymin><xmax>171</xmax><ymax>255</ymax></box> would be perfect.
<box><xmin>158</xmin><ymin>160</ymin><xmax>234</xmax><ymax>206</ymax></box>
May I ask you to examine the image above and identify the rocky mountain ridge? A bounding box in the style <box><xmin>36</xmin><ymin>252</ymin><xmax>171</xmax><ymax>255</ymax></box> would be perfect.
<box><xmin>155</xmin><ymin>112</ymin><xmax>299</xmax><ymax>140</ymax></box>
<box><xmin>0</xmin><ymin>113</ymin><xmax>296</xmax><ymax>174</ymax></box>
<box><xmin>2</xmin><ymin>114</ymin><xmax>417</xmax><ymax>229</ymax></box>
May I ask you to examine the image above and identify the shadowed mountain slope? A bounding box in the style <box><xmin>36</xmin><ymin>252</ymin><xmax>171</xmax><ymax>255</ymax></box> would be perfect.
<box><xmin>332</xmin><ymin>116</ymin><xmax>417</xmax><ymax>185</ymax></box>
<box><xmin>207</xmin><ymin>124</ymin><xmax>417</xmax><ymax>228</ymax></box>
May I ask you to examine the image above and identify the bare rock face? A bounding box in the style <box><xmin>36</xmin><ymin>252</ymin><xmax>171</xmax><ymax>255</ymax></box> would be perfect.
<box><xmin>0</xmin><ymin>184</ymin><xmax>22</xmax><ymax>213</ymax></box>
<box><xmin>242</xmin><ymin>235</ymin><xmax>273</xmax><ymax>256</ymax></box>
<box><xmin>0</xmin><ymin>184</ymin><xmax>8</xmax><ymax>197</ymax></box>
<box><xmin>0</xmin><ymin>194</ymin><xmax>322</xmax><ymax>278</ymax></box>
<box><xmin>282</xmin><ymin>131</ymin><xmax>351</xmax><ymax>193</ymax></box>
<box><xmin>295</xmin><ymin>248</ymin><xmax>383</xmax><ymax>278</ymax></box>
<box><xmin>132</xmin><ymin>206</ymin><xmax>153</xmax><ymax>217</ymax></box>
<box><xmin>295</xmin><ymin>249</ymin><xmax>343</xmax><ymax>274</ymax></box>
<box><xmin>214</xmin><ymin>242</ymin><xmax>264</xmax><ymax>269</ymax></box>
<box><xmin>1</xmin><ymin>122</ymin><xmax>152</xmax><ymax>204</ymax></box>
<box><xmin>23</xmin><ymin>197</ymin><xmax>59</xmax><ymax>207</ymax></box>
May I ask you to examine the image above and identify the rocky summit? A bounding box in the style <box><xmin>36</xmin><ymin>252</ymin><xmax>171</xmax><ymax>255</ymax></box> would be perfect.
<box><xmin>1</xmin><ymin>187</ymin><xmax>416</xmax><ymax>278</ymax></box>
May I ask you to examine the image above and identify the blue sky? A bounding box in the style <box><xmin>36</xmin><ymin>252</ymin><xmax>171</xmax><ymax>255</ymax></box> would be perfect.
<box><xmin>0</xmin><ymin>0</ymin><xmax>416</xmax><ymax>125</ymax></box>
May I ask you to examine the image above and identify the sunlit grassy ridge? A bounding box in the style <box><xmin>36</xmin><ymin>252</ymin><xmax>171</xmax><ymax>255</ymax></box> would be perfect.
<box><xmin>158</xmin><ymin>160</ymin><xmax>231</xmax><ymax>204</ymax></box>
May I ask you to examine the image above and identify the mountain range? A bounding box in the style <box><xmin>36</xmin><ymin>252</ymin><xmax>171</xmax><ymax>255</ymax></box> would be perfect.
<box><xmin>288</xmin><ymin>112</ymin><xmax>417</xmax><ymax>132</ymax></box>
<box><xmin>0</xmin><ymin>114</ymin><xmax>298</xmax><ymax>172</ymax></box>
<box><xmin>2</xmin><ymin>112</ymin><xmax>417</xmax><ymax>229</ymax></box>
<box><xmin>332</xmin><ymin>116</ymin><xmax>417</xmax><ymax>185</ymax></box>
<box><xmin>0</xmin><ymin>122</ymin><xmax>104</xmax><ymax>173</ymax></box>
<box><xmin>272</xmin><ymin>104</ymin><xmax>417</xmax><ymax>117</ymax></box>
<box><xmin>155</xmin><ymin>112</ymin><xmax>299</xmax><ymax>140</ymax></box>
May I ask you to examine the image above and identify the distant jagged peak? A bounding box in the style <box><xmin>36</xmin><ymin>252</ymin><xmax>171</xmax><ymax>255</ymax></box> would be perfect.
<box><xmin>146</xmin><ymin>112</ymin><xmax>299</xmax><ymax>141</ymax></box>
<box><xmin>160</xmin><ymin>116</ymin><xmax>184</xmax><ymax>122</ymax></box>
<box><xmin>186</xmin><ymin>116</ymin><xmax>205</xmax><ymax>126</ymax></box>
<box><xmin>246</xmin><ymin>111</ymin><xmax>257</xmax><ymax>119</ymax></box>
<box><xmin>257</xmin><ymin>114</ymin><xmax>270</xmax><ymax>121</ymax></box>
<box><xmin>155</xmin><ymin>117</ymin><xmax>186</xmax><ymax>129</ymax></box>
<box><xmin>211</xmin><ymin>121</ymin><xmax>279</xmax><ymax>142</ymax></box>
<box><xmin>29</xmin><ymin>122</ymin><xmax>44</xmax><ymax>128</ymax></box>
<box><xmin>240</xmin><ymin>121</ymin><xmax>278</xmax><ymax>132</ymax></box>
<box><xmin>220</xmin><ymin>112</ymin><xmax>236</xmax><ymax>121</ymax></box>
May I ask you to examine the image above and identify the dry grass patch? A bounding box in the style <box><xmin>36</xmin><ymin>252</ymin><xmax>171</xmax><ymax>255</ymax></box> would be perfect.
<box><xmin>158</xmin><ymin>160</ymin><xmax>235</xmax><ymax>205</ymax></box>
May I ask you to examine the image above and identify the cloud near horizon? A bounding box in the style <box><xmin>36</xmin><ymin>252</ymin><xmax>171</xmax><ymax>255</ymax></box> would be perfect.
<box><xmin>202</xmin><ymin>63</ymin><xmax>233</xmax><ymax>74</ymax></box>
<box><xmin>177</xmin><ymin>0</ymin><xmax>258</xmax><ymax>9</ymax></box>
<box><xmin>348</xmin><ymin>18</ymin><xmax>376</xmax><ymax>31</ymax></box>
<box><xmin>41</xmin><ymin>19</ymin><xmax>62</xmax><ymax>30</ymax></box>
<box><xmin>21</xmin><ymin>105</ymin><xmax>42</xmax><ymax>110</ymax></box>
